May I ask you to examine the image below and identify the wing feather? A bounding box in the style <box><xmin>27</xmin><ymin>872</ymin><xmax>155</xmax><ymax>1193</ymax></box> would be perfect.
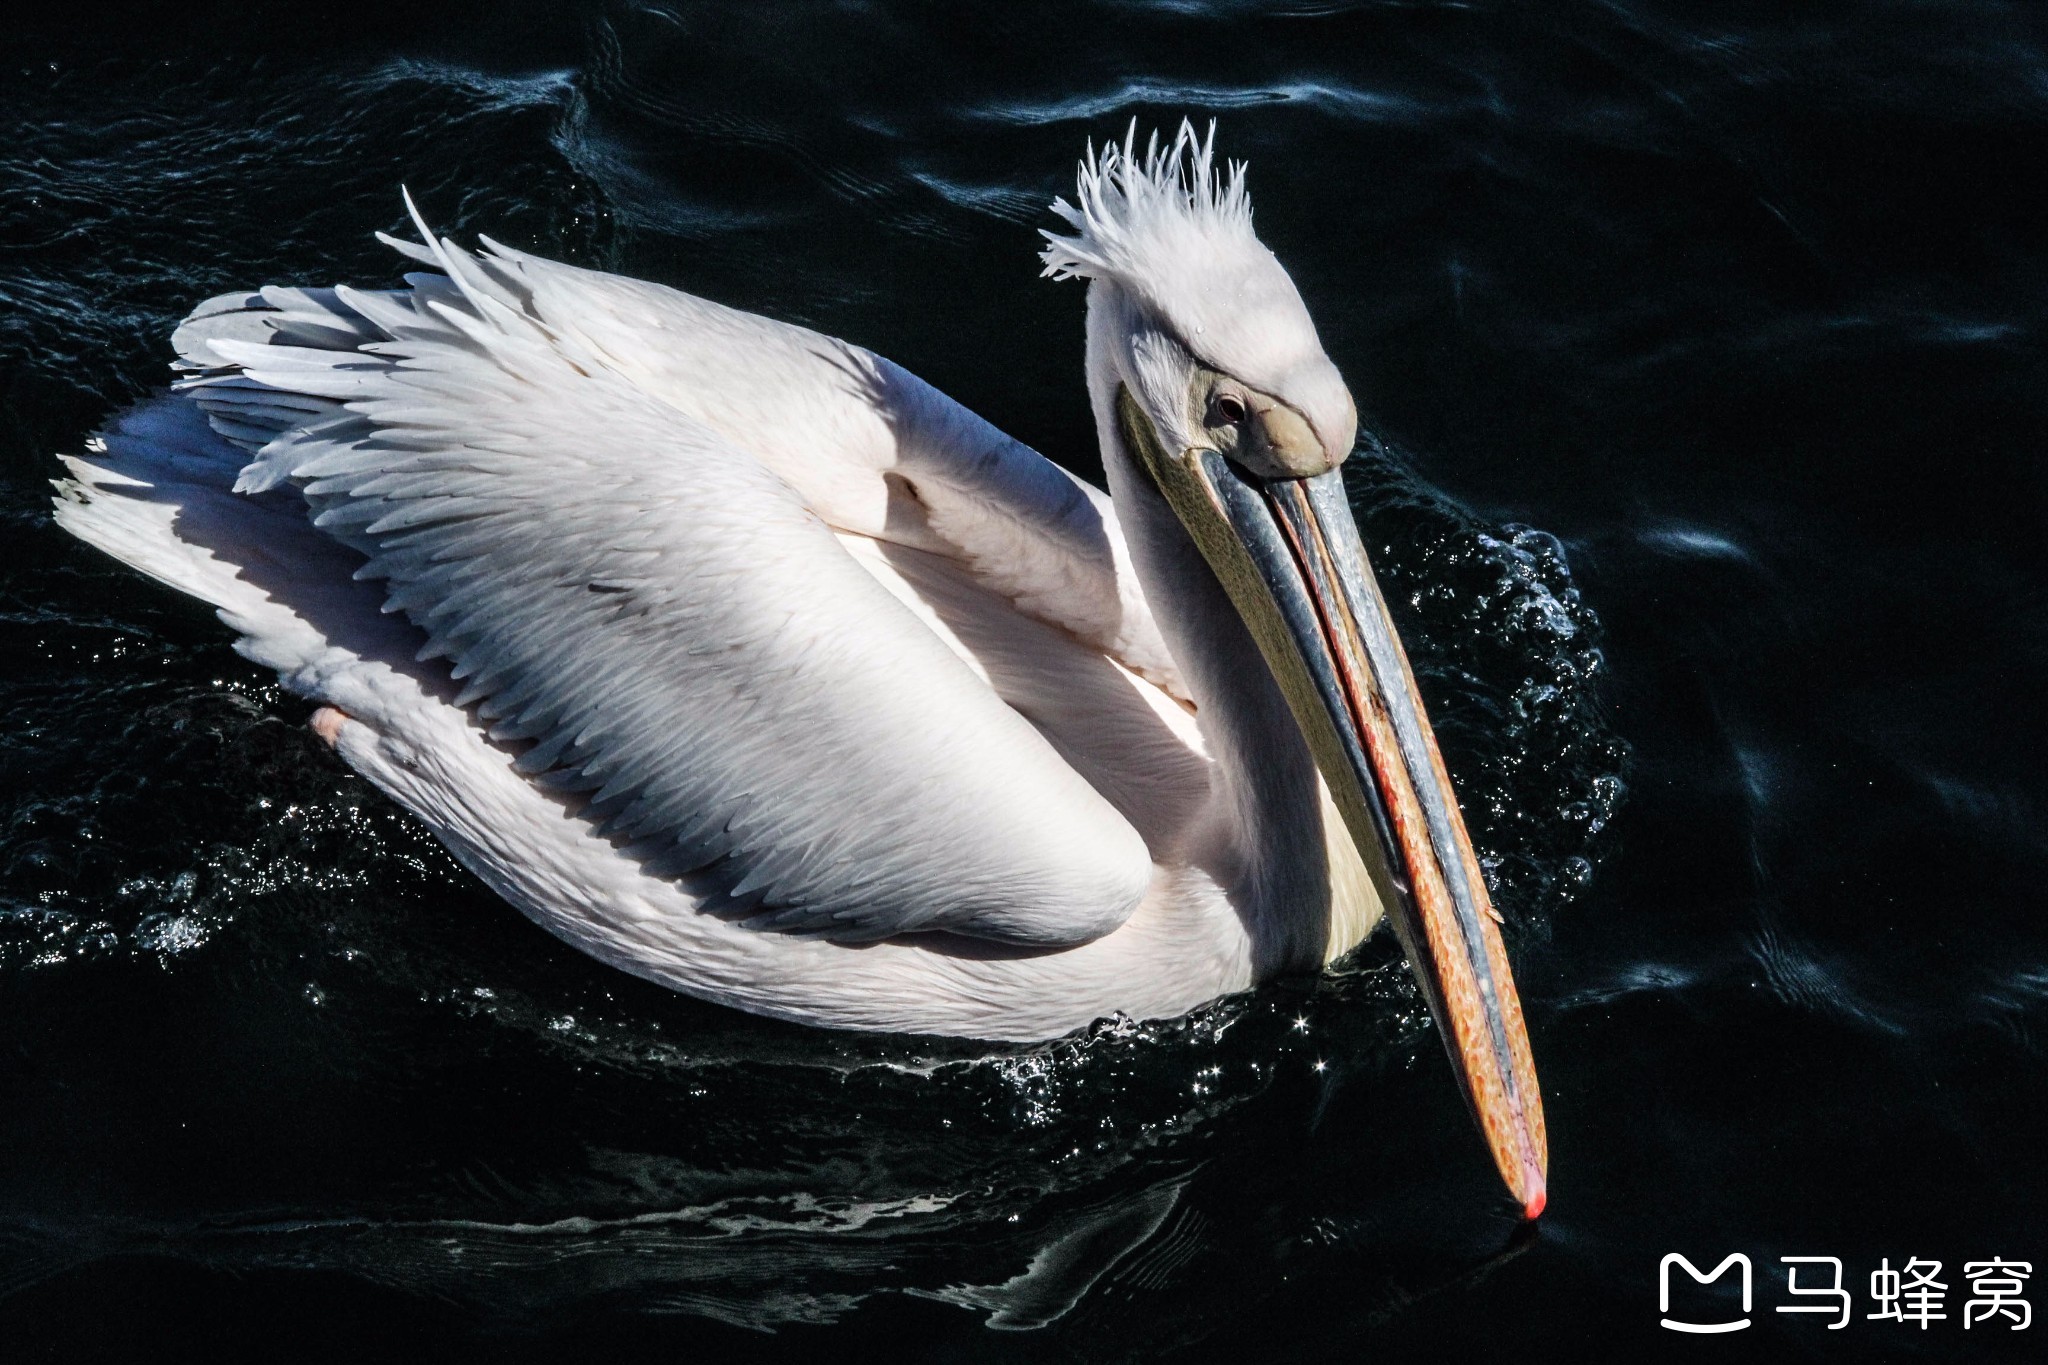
<box><xmin>434</xmin><ymin>230</ymin><xmax>1188</xmax><ymax>702</ymax></box>
<box><xmin>176</xmin><ymin>242</ymin><xmax>1159</xmax><ymax>947</ymax></box>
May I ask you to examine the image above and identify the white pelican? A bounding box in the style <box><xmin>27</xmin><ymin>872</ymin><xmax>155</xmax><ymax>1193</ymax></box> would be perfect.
<box><xmin>53</xmin><ymin>124</ymin><xmax>1545</xmax><ymax>1216</ymax></box>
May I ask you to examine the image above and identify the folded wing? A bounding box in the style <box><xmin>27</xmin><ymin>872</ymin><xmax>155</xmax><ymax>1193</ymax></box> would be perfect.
<box><xmin>171</xmin><ymin>211</ymin><xmax>1169</xmax><ymax>946</ymax></box>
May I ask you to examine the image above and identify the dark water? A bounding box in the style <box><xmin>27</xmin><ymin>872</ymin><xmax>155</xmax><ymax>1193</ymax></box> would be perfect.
<box><xmin>4</xmin><ymin>2</ymin><xmax>2045</xmax><ymax>1360</ymax></box>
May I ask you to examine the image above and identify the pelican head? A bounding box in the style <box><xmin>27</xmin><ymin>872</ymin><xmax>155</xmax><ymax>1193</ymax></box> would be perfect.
<box><xmin>1045</xmin><ymin>123</ymin><xmax>1547</xmax><ymax>1218</ymax></box>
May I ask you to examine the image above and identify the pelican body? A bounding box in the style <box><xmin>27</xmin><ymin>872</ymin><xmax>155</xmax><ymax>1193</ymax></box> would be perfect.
<box><xmin>53</xmin><ymin>126</ymin><xmax>1546</xmax><ymax>1215</ymax></box>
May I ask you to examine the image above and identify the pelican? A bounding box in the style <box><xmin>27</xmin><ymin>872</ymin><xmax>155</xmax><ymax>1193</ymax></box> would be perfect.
<box><xmin>53</xmin><ymin>124</ymin><xmax>1545</xmax><ymax>1216</ymax></box>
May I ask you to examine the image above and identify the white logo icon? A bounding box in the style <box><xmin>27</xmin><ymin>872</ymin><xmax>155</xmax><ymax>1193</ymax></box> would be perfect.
<box><xmin>1661</xmin><ymin>1253</ymin><xmax>1752</xmax><ymax>1334</ymax></box>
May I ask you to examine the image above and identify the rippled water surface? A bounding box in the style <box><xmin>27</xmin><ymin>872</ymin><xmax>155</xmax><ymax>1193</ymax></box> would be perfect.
<box><xmin>4</xmin><ymin>3</ymin><xmax>2046</xmax><ymax>1360</ymax></box>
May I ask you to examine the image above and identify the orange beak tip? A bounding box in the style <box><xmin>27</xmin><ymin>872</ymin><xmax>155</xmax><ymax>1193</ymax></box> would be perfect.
<box><xmin>1522</xmin><ymin>1186</ymin><xmax>1547</xmax><ymax>1221</ymax></box>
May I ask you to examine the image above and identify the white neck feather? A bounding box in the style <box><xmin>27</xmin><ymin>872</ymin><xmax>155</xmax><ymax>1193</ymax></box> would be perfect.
<box><xmin>1082</xmin><ymin>284</ymin><xmax>1331</xmax><ymax>975</ymax></box>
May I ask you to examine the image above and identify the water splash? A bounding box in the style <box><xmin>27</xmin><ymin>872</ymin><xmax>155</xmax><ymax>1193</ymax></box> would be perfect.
<box><xmin>1346</xmin><ymin>441</ymin><xmax>1629</xmax><ymax>940</ymax></box>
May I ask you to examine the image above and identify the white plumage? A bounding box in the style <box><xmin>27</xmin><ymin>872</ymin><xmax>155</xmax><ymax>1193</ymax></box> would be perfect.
<box><xmin>53</xmin><ymin>124</ymin><xmax>1386</xmax><ymax>1040</ymax></box>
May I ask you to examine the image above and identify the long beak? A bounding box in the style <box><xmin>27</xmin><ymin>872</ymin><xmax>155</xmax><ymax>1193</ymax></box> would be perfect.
<box><xmin>1118</xmin><ymin>388</ymin><xmax>1548</xmax><ymax>1218</ymax></box>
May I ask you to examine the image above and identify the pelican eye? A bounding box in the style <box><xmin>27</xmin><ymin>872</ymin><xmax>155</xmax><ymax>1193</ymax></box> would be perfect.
<box><xmin>1214</xmin><ymin>394</ymin><xmax>1246</xmax><ymax>425</ymax></box>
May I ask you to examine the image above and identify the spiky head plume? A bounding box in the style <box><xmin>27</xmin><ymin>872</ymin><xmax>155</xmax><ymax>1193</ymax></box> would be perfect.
<box><xmin>1041</xmin><ymin>120</ymin><xmax>1355</xmax><ymax>461</ymax></box>
<box><xmin>1039</xmin><ymin>120</ymin><xmax>1255</xmax><ymax>287</ymax></box>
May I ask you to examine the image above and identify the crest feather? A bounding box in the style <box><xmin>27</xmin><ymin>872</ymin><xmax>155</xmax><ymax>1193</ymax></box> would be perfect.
<box><xmin>1039</xmin><ymin>120</ymin><xmax>1357</xmax><ymax>464</ymax></box>
<box><xmin>1039</xmin><ymin>120</ymin><xmax>1254</xmax><ymax>285</ymax></box>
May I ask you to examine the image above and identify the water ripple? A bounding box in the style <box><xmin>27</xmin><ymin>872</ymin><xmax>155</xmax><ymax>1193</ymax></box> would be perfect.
<box><xmin>966</xmin><ymin>76</ymin><xmax>1464</xmax><ymax>129</ymax></box>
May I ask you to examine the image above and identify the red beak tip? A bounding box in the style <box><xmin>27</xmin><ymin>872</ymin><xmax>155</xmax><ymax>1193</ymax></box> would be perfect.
<box><xmin>1521</xmin><ymin>1186</ymin><xmax>1547</xmax><ymax>1221</ymax></box>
